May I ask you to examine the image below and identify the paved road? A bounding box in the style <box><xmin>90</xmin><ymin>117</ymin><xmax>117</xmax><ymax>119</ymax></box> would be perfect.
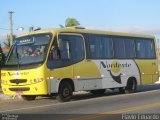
<box><xmin>0</xmin><ymin>85</ymin><xmax>160</xmax><ymax>120</ymax></box>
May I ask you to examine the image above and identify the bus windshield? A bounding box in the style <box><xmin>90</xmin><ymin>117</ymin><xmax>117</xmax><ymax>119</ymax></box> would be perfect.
<box><xmin>5</xmin><ymin>33</ymin><xmax>52</xmax><ymax>67</ymax></box>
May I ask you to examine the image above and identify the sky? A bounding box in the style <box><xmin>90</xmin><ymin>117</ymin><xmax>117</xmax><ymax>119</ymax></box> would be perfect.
<box><xmin>1</xmin><ymin>0</ymin><xmax>160</xmax><ymax>44</ymax></box>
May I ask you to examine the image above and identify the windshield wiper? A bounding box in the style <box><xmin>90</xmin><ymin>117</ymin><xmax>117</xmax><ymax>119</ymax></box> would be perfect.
<box><xmin>15</xmin><ymin>46</ymin><xmax>20</xmax><ymax>68</ymax></box>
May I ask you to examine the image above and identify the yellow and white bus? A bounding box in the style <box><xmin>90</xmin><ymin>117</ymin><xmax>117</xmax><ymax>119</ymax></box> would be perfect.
<box><xmin>1</xmin><ymin>27</ymin><xmax>159</xmax><ymax>102</ymax></box>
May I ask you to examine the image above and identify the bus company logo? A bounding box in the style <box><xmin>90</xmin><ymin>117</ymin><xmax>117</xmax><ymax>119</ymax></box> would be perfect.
<box><xmin>14</xmin><ymin>72</ymin><xmax>21</xmax><ymax>79</ymax></box>
<box><xmin>8</xmin><ymin>72</ymin><xmax>29</xmax><ymax>77</ymax></box>
<box><xmin>8</xmin><ymin>72</ymin><xmax>21</xmax><ymax>78</ymax></box>
<box><xmin>100</xmin><ymin>61</ymin><xmax>131</xmax><ymax>84</ymax></box>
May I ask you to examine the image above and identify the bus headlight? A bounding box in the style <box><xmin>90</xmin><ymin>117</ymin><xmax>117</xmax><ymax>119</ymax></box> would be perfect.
<box><xmin>30</xmin><ymin>78</ymin><xmax>43</xmax><ymax>84</ymax></box>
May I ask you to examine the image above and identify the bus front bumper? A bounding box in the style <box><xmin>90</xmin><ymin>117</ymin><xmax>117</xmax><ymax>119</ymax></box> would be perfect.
<box><xmin>1</xmin><ymin>82</ymin><xmax>48</xmax><ymax>95</ymax></box>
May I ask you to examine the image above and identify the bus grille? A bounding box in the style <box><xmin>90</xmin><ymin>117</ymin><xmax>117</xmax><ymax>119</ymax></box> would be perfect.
<box><xmin>9</xmin><ymin>88</ymin><xmax>30</xmax><ymax>91</ymax></box>
<box><xmin>10</xmin><ymin>79</ymin><xmax>27</xmax><ymax>84</ymax></box>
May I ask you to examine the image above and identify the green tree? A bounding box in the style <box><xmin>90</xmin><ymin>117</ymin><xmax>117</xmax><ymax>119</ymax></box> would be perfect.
<box><xmin>60</xmin><ymin>18</ymin><xmax>80</xmax><ymax>28</ymax></box>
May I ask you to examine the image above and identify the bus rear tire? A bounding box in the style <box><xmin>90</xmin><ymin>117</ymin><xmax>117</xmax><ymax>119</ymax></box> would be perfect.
<box><xmin>90</xmin><ymin>89</ymin><xmax>106</xmax><ymax>95</ymax></box>
<box><xmin>56</xmin><ymin>82</ymin><xmax>73</xmax><ymax>102</ymax></box>
<box><xmin>22</xmin><ymin>95</ymin><xmax>36</xmax><ymax>101</ymax></box>
<box><xmin>125</xmin><ymin>78</ymin><xmax>137</xmax><ymax>93</ymax></box>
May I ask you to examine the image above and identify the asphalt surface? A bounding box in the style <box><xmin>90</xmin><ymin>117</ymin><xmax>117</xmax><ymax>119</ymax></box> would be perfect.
<box><xmin>0</xmin><ymin>85</ymin><xmax>160</xmax><ymax>120</ymax></box>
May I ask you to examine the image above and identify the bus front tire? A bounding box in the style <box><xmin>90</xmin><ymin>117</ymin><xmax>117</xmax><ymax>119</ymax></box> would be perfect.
<box><xmin>22</xmin><ymin>95</ymin><xmax>36</xmax><ymax>101</ymax></box>
<box><xmin>56</xmin><ymin>82</ymin><xmax>73</xmax><ymax>102</ymax></box>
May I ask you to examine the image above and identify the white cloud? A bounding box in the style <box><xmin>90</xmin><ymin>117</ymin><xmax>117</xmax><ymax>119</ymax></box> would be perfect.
<box><xmin>113</xmin><ymin>27</ymin><xmax>160</xmax><ymax>35</ymax></box>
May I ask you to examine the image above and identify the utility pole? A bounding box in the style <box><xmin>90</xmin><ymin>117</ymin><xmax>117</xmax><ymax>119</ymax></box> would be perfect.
<box><xmin>8</xmin><ymin>11</ymin><xmax>14</xmax><ymax>46</ymax></box>
<box><xmin>158</xmin><ymin>39</ymin><xmax>160</xmax><ymax>60</ymax></box>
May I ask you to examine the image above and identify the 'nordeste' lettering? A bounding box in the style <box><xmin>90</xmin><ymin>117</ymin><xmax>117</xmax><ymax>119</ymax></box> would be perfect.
<box><xmin>100</xmin><ymin>61</ymin><xmax>131</xmax><ymax>69</ymax></box>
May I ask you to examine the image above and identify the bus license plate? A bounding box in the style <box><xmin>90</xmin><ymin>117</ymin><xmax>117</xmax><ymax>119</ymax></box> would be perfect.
<box><xmin>16</xmin><ymin>91</ymin><xmax>23</xmax><ymax>96</ymax></box>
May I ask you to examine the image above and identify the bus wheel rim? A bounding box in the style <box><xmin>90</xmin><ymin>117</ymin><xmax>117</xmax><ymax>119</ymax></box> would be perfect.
<box><xmin>63</xmin><ymin>88</ymin><xmax>70</xmax><ymax>97</ymax></box>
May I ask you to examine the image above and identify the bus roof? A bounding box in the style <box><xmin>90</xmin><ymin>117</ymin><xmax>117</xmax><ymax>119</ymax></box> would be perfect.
<box><xmin>17</xmin><ymin>27</ymin><xmax>155</xmax><ymax>39</ymax></box>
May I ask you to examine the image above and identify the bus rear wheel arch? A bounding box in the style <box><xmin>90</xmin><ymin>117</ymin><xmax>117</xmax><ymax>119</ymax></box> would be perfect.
<box><xmin>119</xmin><ymin>77</ymin><xmax>137</xmax><ymax>94</ymax></box>
<box><xmin>56</xmin><ymin>79</ymin><xmax>74</xmax><ymax>102</ymax></box>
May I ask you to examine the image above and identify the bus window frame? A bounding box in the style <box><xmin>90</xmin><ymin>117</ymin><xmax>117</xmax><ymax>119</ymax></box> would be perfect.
<box><xmin>85</xmin><ymin>34</ymin><xmax>114</xmax><ymax>60</ymax></box>
<box><xmin>134</xmin><ymin>38</ymin><xmax>156</xmax><ymax>59</ymax></box>
<box><xmin>85</xmin><ymin>34</ymin><xmax>156</xmax><ymax>60</ymax></box>
<box><xmin>3</xmin><ymin>33</ymin><xmax>53</xmax><ymax>70</ymax></box>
